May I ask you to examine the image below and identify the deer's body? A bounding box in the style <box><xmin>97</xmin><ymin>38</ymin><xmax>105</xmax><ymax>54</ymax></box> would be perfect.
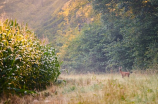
<box><xmin>119</xmin><ymin>67</ymin><xmax>130</xmax><ymax>78</ymax></box>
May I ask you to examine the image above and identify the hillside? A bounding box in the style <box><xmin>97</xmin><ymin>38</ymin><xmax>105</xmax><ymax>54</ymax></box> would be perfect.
<box><xmin>0</xmin><ymin>0</ymin><xmax>95</xmax><ymax>43</ymax></box>
<box><xmin>0</xmin><ymin>0</ymin><xmax>69</xmax><ymax>37</ymax></box>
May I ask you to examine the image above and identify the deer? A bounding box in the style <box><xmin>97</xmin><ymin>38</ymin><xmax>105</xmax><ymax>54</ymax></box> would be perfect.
<box><xmin>119</xmin><ymin>67</ymin><xmax>130</xmax><ymax>78</ymax></box>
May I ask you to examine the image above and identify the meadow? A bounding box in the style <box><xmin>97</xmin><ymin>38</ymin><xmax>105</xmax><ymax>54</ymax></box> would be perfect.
<box><xmin>1</xmin><ymin>71</ymin><xmax>158</xmax><ymax>104</ymax></box>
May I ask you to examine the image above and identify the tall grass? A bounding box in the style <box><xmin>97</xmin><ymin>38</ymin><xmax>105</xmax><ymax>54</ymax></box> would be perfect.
<box><xmin>1</xmin><ymin>73</ymin><xmax>158</xmax><ymax>104</ymax></box>
<box><xmin>68</xmin><ymin>74</ymin><xmax>158</xmax><ymax>104</ymax></box>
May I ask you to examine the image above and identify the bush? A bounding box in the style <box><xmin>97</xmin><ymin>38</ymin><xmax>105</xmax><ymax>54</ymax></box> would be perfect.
<box><xmin>0</xmin><ymin>19</ymin><xmax>60</xmax><ymax>95</ymax></box>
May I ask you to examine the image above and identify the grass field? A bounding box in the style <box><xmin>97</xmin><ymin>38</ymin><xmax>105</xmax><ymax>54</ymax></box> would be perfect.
<box><xmin>1</xmin><ymin>72</ymin><xmax>158</xmax><ymax>104</ymax></box>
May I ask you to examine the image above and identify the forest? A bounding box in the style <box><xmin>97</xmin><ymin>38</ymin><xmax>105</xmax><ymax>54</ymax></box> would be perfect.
<box><xmin>1</xmin><ymin>0</ymin><xmax>158</xmax><ymax>103</ymax></box>
<box><xmin>1</xmin><ymin>0</ymin><xmax>158</xmax><ymax>73</ymax></box>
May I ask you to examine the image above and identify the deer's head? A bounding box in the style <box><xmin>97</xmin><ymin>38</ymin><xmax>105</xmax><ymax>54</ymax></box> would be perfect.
<box><xmin>119</xmin><ymin>66</ymin><xmax>122</xmax><ymax>71</ymax></box>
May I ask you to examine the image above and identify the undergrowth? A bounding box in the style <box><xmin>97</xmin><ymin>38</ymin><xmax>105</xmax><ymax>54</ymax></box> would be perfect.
<box><xmin>1</xmin><ymin>73</ymin><xmax>158</xmax><ymax>104</ymax></box>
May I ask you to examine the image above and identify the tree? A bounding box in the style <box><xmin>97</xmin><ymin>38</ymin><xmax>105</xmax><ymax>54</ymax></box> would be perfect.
<box><xmin>62</xmin><ymin>22</ymin><xmax>108</xmax><ymax>72</ymax></box>
<box><xmin>92</xmin><ymin>0</ymin><xmax>158</xmax><ymax>70</ymax></box>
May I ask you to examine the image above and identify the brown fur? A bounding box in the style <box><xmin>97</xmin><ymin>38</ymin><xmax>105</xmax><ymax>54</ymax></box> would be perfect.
<box><xmin>119</xmin><ymin>67</ymin><xmax>130</xmax><ymax>78</ymax></box>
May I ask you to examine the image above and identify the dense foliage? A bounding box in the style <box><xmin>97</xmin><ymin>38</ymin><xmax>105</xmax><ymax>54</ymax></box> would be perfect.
<box><xmin>61</xmin><ymin>0</ymin><xmax>158</xmax><ymax>72</ymax></box>
<box><xmin>1</xmin><ymin>0</ymin><xmax>158</xmax><ymax>73</ymax></box>
<box><xmin>62</xmin><ymin>22</ymin><xmax>108</xmax><ymax>72</ymax></box>
<box><xmin>0</xmin><ymin>19</ymin><xmax>60</xmax><ymax>95</ymax></box>
<box><xmin>92</xmin><ymin>0</ymin><xmax>158</xmax><ymax>70</ymax></box>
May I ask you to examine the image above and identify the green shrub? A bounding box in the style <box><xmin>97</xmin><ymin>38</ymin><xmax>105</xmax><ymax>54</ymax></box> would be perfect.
<box><xmin>0</xmin><ymin>19</ymin><xmax>60</xmax><ymax>95</ymax></box>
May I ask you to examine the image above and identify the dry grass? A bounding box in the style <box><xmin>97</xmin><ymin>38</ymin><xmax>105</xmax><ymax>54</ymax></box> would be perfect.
<box><xmin>1</xmin><ymin>73</ymin><xmax>158</xmax><ymax>104</ymax></box>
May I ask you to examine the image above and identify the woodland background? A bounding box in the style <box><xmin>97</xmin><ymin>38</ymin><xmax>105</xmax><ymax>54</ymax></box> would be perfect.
<box><xmin>1</xmin><ymin>0</ymin><xmax>158</xmax><ymax>73</ymax></box>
